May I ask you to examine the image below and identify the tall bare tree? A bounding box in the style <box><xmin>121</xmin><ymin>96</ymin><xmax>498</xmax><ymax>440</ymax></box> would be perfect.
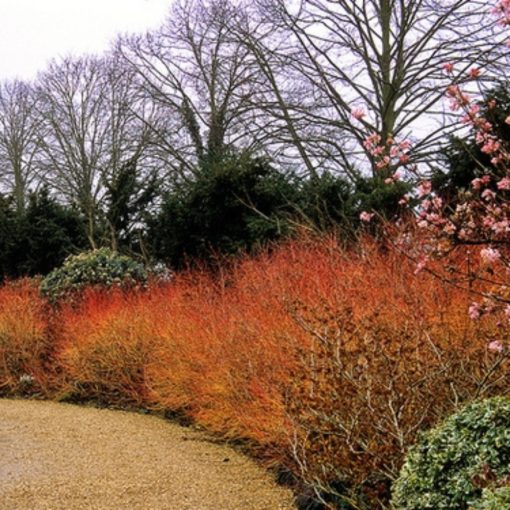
<box><xmin>36</xmin><ymin>55</ymin><xmax>155</xmax><ymax>247</ymax></box>
<box><xmin>0</xmin><ymin>79</ymin><xmax>42</xmax><ymax>212</ymax></box>
<box><xmin>243</xmin><ymin>0</ymin><xmax>509</xmax><ymax>178</ymax></box>
<box><xmin>117</xmin><ymin>0</ymin><xmax>270</xmax><ymax>181</ymax></box>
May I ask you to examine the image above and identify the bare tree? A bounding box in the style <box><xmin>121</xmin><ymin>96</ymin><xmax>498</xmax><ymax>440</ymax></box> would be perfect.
<box><xmin>117</xmin><ymin>0</ymin><xmax>270</xmax><ymax>181</ymax></box>
<box><xmin>36</xmin><ymin>55</ymin><xmax>154</xmax><ymax>248</ymax></box>
<box><xmin>243</xmin><ymin>0</ymin><xmax>509</xmax><ymax>178</ymax></box>
<box><xmin>0</xmin><ymin>79</ymin><xmax>42</xmax><ymax>212</ymax></box>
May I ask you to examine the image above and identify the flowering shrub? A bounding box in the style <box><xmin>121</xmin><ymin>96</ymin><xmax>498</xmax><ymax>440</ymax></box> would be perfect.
<box><xmin>40</xmin><ymin>248</ymin><xmax>147</xmax><ymax>303</ymax></box>
<box><xmin>392</xmin><ymin>397</ymin><xmax>510</xmax><ymax>510</ymax></box>
<box><xmin>386</xmin><ymin>1</ymin><xmax>510</xmax><ymax>337</ymax></box>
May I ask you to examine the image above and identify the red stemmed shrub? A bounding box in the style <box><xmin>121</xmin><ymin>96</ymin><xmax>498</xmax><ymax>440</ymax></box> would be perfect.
<box><xmin>56</xmin><ymin>287</ymin><xmax>161</xmax><ymax>406</ymax></box>
<box><xmin>0</xmin><ymin>279</ymin><xmax>54</xmax><ymax>396</ymax></box>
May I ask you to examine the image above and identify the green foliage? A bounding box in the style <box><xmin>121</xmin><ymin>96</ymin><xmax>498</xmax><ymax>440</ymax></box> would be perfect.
<box><xmin>103</xmin><ymin>155</ymin><xmax>159</xmax><ymax>251</ymax></box>
<box><xmin>149</xmin><ymin>153</ymin><xmax>297</xmax><ymax>268</ymax></box>
<box><xmin>0</xmin><ymin>194</ymin><xmax>22</xmax><ymax>278</ymax></box>
<box><xmin>471</xmin><ymin>486</ymin><xmax>510</xmax><ymax>510</ymax></box>
<box><xmin>22</xmin><ymin>189</ymin><xmax>88</xmax><ymax>275</ymax></box>
<box><xmin>0</xmin><ymin>189</ymin><xmax>87</xmax><ymax>280</ymax></box>
<box><xmin>392</xmin><ymin>397</ymin><xmax>510</xmax><ymax>510</ymax></box>
<box><xmin>295</xmin><ymin>172</ymin><xmax>354</xmax><ymax>230</ymax></box>
<box><xmin>352</xmin><ymin>176</ymin><xmax>412</xmax><ymax>221</ymax></box>
<box><xmin>40</xmin><ymin>248</ymin><xmax>148</xmax><ymax>302</ymax></box>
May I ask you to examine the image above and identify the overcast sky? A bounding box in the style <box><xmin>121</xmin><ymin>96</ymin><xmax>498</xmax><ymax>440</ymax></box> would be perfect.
<box><xmin>0</xmin><ymin>0</ymin><xmax>170</xmax><ymax>81</ymax></box>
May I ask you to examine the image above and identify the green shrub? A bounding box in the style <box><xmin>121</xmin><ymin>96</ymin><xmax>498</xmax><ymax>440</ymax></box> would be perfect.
<box><xmin>149</xmin><ymin>153</ymin><xmax>298</xmax><ymax>268</ymax></box>
<box><xmin>392</xmin><ymin>397</ymin><xmax>510</xmax><ymax>510</ymax></box>
<box><xmin>471</xmin><ymin>486</ymin><xmax>510</xmax><ymax>510</ymax></box>
<box><xmin>40</xmin><ymin>248</ymin><xmax>147</xmax><ymax>302</ymax></box>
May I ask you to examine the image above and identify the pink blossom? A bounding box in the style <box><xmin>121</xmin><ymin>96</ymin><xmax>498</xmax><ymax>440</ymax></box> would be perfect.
<box><xmin>351</xmin><ymin>107</ymin><xmax>366</xmax><ymax>120</ymax></box>
<box><xmin>471</xmin><ymin>178</ymin><xmax>484</xmax><ymax>190</ymax></box>
<box><xmin>483</xmin><ymin>215</ymin><xmax>496</xmax><ymax>228</ymax></box>
<box><xmin>491</xmin><ymin>219</ymin><xmax>510</xmax><ymax>234</ymax></box>
<box><xmin>421</xmin><ymin>199</ymin><xmax>431</xmax><ymax>210</ymax></box>
<box><xmin>417</xmin><ymin>181</ymin><xmax>432</xmax><ymax>198</ymax></box>
<box><xmin>376</xmin><ymin>156</ymin><xmax>390</xmax><ymax>170</ymax></box>
<box><xmin>497</xmin><ymin>177</ymin><xmax>510</xmax><ymax>190</ymax></box>
<box><xmin>469</xmin><ymin>67</ymin><xmax>481</xmax><ymax>78</ymax></box>
<box><xmin>443</xmin><ymin>222</ymin><xmax>456</xmax><ymax>235</ymax></box>
<box><xmin>481</xmin><ymin>189</ymin><xmax>497</xmax><ymax>201</ymax></box>
<box><xmin>432</xmin><ymin>197</ymin><xmax>443</xmax><ymax>209</ymax></box>
<box><xmin>476</xmin><ymin>132</ymin><xmax>487</xmax><ymax>145</ymax></box>
<box><xmin>481</xmin><ymin>138</ymin><xmax>500</xmax><ymax>154</ymax></box>
<box><xmin>414</xmin><ymin>257</ymin><xmax>429</xmax><ymax>275</ymax></box>
<box><xmin>363</xmin><ymin>133</ymin><xmax>381</xmax><ymax>150</ymax></box>
<box><xmin>480</xmin><ymin>247</ymin><xmax>501</xmax><ymax>265</ymax></box>
<box><xmin>359</xmin><ymin>211</ymin><xmax>374</xmax><ymax>223</ymax></box>
<box><xmin>398</xmin><ymin>195</ymin><xmax>409</xmax><ymax>206</ymax></box>
<box><xmin>488</xmin><ymin>340</ymin><xmax>504</xmax><ymax>353</ymax></box>
<box><xmin>442</xmin><ymin>62</ymin><xmax>454</xmax><ymax>74</ymax></box>
<box><xmin>468</xmin><ymin>302</ymin><xmax>481</xmax><ymax>320</ymax></box>
<box><xmin>458</xmin><ymin>228</ymin><xmax>469</xmax><ymax>240</ymax></box>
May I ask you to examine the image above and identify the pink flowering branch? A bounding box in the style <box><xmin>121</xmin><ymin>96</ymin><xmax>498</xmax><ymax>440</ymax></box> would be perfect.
<box><xmin>392</xmin><ymin>1</ymin><xmax>510</xmax><ymax>334</ymax></box>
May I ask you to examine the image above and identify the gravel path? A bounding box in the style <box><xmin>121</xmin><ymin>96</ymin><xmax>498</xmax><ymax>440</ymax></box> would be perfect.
<box><xmin>0</xmin><ymin>399</ymin><xmax>296</xmax><ymax>510</ymax></box>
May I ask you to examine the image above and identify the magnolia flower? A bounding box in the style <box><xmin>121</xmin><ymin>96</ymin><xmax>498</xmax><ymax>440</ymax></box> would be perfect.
<box><xmin>468</xmin><ymin>302</ymin><xmax>481</xmax><ymax>320</ymax></box>
<box><xmin>351</xmin><ymin>107</ymin><xmax>366</xmax><ymax>120</ymax></box>
<box><xmin>488</xmin><ymin>340</ymin><xmax>504</xmax><ymax>353</ymax></box>
<box><xmin>471</xmin><ymin>175</ymin><xmax>491</xmax><ymax>190</ymax></box>
<box><xmin>359</xmin><ymin>211</ymin><xmax>374</xmax><ymax>223</ymax></box>
<box><xmin>413</xmin><ymin>257</ymin><xmax>429</xmax><ymax>275</ymax></box>
<box><xmin>469</xmin><ymin>67</ymin><xmax>481</xmax><ymax>78</ymax></box>
<box><xmin>417</xmin><ymin>181</ymin><xmax>432</xmax><ymax>198</ymax></box>
<box><xmin>480</xmin><ymin>247</ymin><xmax>501</xmax><ymax>265</ymax></box>
<box><xmin>443</xmin><ymin>62</ymin><xmax>454</xmax><ymax>74</ymax></box>
<box><xmin>481</xmin><ymin>189</ymin><xmax>497</xmax><ymax>201</ymax></box>
<box><xmin>398</xmin><ymin>195</ymin><xmax>410</xmax><ymax>206</ymax></box>
<box><xmin>481</xmin><ymin>138</ymin><xmax>500</xmax><ymax>155</ymax></box>
<box><xmin>497</xmin><ymin>177</ymin><xmax>510</xmax><ymax>190</ymax></box>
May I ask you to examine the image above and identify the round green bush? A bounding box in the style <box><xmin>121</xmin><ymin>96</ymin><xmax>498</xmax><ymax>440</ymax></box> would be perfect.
<box><xmin>392</xmin><ymin>397</ymin><xmax>510</xmax><ymax>510</ymax></box>
<box><xmin>40</xmin><ymin>248</ymin><xmax>148</xmax><ymax>302</ymax></box>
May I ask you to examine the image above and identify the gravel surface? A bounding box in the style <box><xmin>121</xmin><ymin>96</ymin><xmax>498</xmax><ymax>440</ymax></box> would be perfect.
<box><xmin>0</xmin><ymin>399</ymin><xmax>296</xmax><ymax>510</ymax></box>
